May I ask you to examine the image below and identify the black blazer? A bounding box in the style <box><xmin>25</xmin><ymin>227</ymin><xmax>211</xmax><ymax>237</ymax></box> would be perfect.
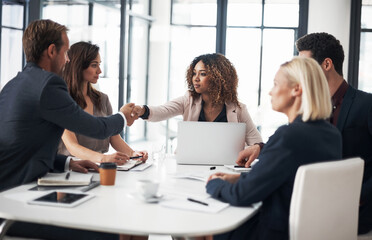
<box><xmin>0</xmin><ymin>63</ymin><xmax>124</xmax><ymax>191</ymax></box>
<box><xmin>207</xmin><ymin>116</ymin><xmax>342</xmax><ymax>240</ymax></box>
<box><xmin>337</xmin><ymin>86</ymin><xmax>372</xmax><ymax>201</ymax></box>
<box><xmin>337</xmin><ymin>86</ymin><xmax>372</xmax><ymax>233</ymax></box>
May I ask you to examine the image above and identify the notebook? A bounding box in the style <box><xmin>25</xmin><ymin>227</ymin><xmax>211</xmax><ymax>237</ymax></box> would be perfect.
<box><xmin>176</xmin><ymin>121</ymin><xmax>246</xmax><ymax>165</ymax></box>
<box><xmin>37</xmin><ymin>172</ymin><xmax>93</xmax><ymax>186</ymax></box>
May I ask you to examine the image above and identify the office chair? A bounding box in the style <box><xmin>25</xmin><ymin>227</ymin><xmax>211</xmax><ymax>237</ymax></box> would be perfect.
<box><xmin>289</xmin><ymin>157</ymin><xmax>364</xmax><ymax>240</ymax></box>
<box><xmin>358</xmin><ymin>230</ymin><xmax>372</xmax><ymax>240</ymax></box>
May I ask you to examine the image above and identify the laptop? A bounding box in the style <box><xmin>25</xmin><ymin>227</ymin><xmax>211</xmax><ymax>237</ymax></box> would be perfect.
<box><xmin>176</xmin><ymin>121</ymin><xmax>246</xmax><ymax>165</ymax></box>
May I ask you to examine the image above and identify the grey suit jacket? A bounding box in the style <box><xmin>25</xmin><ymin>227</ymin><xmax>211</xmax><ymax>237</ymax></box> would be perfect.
<box><xmin>0</xmin><ymin>62</ymin><xmax>124</xmax><ymax>192</ymax></box>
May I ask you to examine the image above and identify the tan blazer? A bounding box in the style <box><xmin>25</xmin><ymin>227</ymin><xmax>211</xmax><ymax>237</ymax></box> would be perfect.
<box><xmin>147</xmin><ymin>92</ymin><xmax>263</xmax><ymax>146</ymax></box>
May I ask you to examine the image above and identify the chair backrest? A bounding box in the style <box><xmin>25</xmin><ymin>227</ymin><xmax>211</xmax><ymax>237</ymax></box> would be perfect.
<box><xmin>290</xmin><ymin>157</ymin><xmax>364</xmax><ymax>240</ymax></box>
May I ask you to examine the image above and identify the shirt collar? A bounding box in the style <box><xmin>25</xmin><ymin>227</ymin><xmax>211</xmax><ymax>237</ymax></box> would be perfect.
<box><xmin>332</xmin><ymin>80</ymin><xmax>349</xmax><ymax>106</ymax></box>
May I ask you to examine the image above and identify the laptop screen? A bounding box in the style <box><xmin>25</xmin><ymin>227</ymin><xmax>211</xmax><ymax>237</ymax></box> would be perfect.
<box><xmin>176</xmin><ymin>121</ymin><xmax>246</xmax><ymax>165</ymax></box>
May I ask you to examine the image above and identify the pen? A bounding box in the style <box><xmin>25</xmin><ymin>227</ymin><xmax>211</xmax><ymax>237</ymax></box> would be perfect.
<box><xmin>130</xmin><ymin>155</ymin><xmax>143</xmax><ymax>159</ymax></box>
<box><xmin>187</xmin><ymin>198</ymin><xmax>209</xmax><ymax>206</ymax></box>
<box><xmin>65</xmin><ymin>171</ymin><xmax>70</xmax><ymax>180</ymax></box>
<box><xmin>234</xmin><ymin>165</ymin><xmax>251</xmax><ymax>168</ymax></box>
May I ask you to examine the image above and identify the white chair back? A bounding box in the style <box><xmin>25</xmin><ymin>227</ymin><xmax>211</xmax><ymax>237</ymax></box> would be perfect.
<box><xmin>290</xmin><ymin>157</ymin><xmax>364</xmax><ymax>240</ymax></box>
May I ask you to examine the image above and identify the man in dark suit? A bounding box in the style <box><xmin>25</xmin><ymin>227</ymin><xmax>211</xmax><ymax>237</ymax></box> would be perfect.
<box><xmin>296</xmin><ymin>32</ymin><xmax>372</xmax><ymax>234</ymax></box>
<box><xmin>0</xmin><ymin>19</ymin><xmax>136</xmax><ymax>239</ymax></box>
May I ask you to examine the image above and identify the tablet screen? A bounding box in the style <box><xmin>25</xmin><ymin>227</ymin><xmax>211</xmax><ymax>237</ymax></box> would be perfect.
<box><xmin>28</xmin><ymin>191</ymin><xmax>94</xmax><ymax>207</ymax></box>
<box><xmin>35</xmin><ymin>191</ymin><xmax>87</xmax><ymax>204</ymax></box>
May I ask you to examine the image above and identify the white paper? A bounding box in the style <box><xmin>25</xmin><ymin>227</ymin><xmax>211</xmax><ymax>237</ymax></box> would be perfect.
<box><xmin>130</xmin><ymin>162</ymin><xmax>152</xmax><ymax>171</ymax></box>
<box><xmin>171</xmin><ymin>171</ymin><xmax>210</xmax><ymax>182</ymax></box>
<box><xmin>160</xmin><ymin>197</ymin><xmax>229</xmax><ymax>213</ymax></box>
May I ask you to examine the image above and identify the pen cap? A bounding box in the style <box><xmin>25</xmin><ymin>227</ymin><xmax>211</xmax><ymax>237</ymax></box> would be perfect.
<box><xmin>99</xmin><ymin>162</ymin><xmax>117</xmax><ymax>169</ymax></box>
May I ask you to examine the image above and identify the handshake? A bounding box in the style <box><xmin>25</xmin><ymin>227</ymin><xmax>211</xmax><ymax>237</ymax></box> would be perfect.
<box><xmin>119</xmin><ymin>103</ymin><xmax>146</xmax><ymax>126</ymax></box>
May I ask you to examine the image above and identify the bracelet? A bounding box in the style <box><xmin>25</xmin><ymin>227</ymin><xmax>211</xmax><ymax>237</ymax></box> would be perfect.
<box><xmin>254</xmin><ymin>142</ymin><xmax>264</xmax><ymax>150</ymax></box>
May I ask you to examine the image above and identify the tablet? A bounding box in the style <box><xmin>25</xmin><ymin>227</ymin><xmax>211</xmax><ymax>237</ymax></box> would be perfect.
<box><xmin>28</xmin><ymin>191</ymin><xmax>95</xmax><ymax>208</ymax></box>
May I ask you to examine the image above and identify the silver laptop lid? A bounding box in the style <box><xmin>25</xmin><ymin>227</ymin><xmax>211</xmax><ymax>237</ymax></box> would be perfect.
<box><xmin>176</xmin><ymin>121</ymin><xmax>246</xmax><ymax>165</ymax></box>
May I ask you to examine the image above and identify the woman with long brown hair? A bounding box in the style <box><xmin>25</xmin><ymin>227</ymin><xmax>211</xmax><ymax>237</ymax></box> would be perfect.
<box><xmin>58</xmin><ymin>41</ymin><xmax>148</xmax><ymax>164</ymax></box>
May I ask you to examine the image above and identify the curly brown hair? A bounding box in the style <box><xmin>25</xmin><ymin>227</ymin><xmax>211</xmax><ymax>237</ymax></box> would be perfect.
<box><xmin>186</xmin><ymin>53</ymin><xmax>239</xmax><ymax>107</ymax></box>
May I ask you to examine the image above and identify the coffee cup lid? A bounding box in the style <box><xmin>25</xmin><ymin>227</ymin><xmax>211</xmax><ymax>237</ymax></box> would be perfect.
<box><xmin>99</xmin><ymin>162</ymin><xmax>117</xmax><ymax>169</ymax></box>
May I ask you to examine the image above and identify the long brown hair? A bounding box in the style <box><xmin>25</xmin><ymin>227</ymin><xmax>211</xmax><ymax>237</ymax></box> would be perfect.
<box><xmin>186</xmin><ymin>53</ymin><xmax>239</xmax><ymax>107</ymax></box>
<box><xmin>63</xmin><ymin>41</ymin><xmax>101</xmax><ymax>110</ymax></box>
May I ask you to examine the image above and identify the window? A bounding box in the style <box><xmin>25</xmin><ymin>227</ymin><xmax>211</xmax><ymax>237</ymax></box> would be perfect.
<box><xmin>43</xmin><ymin>0</ymin><xmax>152</xmax><ymax>143</ymax></box>
<box><xmin>359</xmin><ymin>0</ymin><xmax>372</xmax><ymax>93</ymax></box>
<box><xmin>168</xmin><ymin>0</ymin><xmax>304</xmax><ymax>142</ymax></box>
<box><xmin>0</xmin><ymin>1</ymin><xmax>25</xmax><ymax>90</ymax></box>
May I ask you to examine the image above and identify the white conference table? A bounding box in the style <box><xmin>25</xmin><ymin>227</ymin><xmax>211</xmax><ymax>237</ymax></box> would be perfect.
<box><xmin>0</xmin><ymin>156</ymin><xmax>261</xmax><ymax>239</ymax></box>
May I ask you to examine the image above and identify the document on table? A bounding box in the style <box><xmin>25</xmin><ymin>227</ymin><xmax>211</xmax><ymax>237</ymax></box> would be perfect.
<box><xmin>160</xmin><ymin>197</ymin><xmax>229</xmax><ymax>213</ymax></box>
<box><xmin>171</xmin><ymin>171</ymin><xmax>210</xmax><ymax>182</ymax></box>
<box><xmin>95</xmin><ymin>160</ymin><xmax>152</xmax><ymax>171</ymax></box>
<box><xmin>37</xmin><ymin>172</ymin><xmax>93</xmax><ymax>186</ymax></box>
<box><xmin>124</xmin><ymin>161</ymin><xmax>152</xmax><ymax>171</ymax></box>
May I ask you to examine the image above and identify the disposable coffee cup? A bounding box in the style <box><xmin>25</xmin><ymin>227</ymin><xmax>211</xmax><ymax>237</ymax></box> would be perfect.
<box><xmin>99</xmin><ymin>162</ymin><xmax>117</xmax><ymax>186</ymax></box>
<box><xmin>136</xmin><ymin>179</ymin><xmax>159</xmax><ymax>199</ymax></box>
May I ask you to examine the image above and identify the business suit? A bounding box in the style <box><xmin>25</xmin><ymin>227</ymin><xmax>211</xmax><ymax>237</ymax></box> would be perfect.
<box><xmin>0</xmin><ymin>62</ymin><xmax>124</xmax><ymax>239</ymax></box>
<box><xmin>337</xmin><ymin>86</ymin><xmax>372</xmax><ymax>233</ymax></box>
<box><xmin>0</xmin><ymin>62</ymin><xmax>124</xmax><ymax>191</ymax></box>
<box><xmin>207</xmin><ymin>116</ymin><xmax>342</xmax><ymax>240</ymax></box>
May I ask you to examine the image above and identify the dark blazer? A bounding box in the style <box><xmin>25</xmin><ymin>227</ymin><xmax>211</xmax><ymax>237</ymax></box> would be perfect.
<box><xmin>337</xmin><ymin>86</ymin><xmax>372</xmax><ymax>233</ymax></box>
<box><xmin>207</xmin><ymin>116</ymin><xmax>342</xmax><ymax>240</ymax></box>
<box><xmin>0</xmin><ymin>63</ymin><xmax>124</xmax><ymax>192</ymax></box>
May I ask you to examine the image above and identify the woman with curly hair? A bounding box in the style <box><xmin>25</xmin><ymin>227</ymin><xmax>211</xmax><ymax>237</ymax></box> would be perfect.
<box><xmin>132</xmin><ymin>53</ymin><xmax>262</xmax><ymax>147</ymax></box>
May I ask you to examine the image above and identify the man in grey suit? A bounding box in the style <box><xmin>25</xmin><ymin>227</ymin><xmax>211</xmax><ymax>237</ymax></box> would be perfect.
<box><xmin>0</xmin><ymin>19</ymin><xmax>136</xmax><ymax>239</ymax></box>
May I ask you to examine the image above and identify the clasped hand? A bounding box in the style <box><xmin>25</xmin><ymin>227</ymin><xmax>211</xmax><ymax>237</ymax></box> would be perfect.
<box><xmin>119</xmin><ymin>103</ymin><xmax>146</xmax><ymax>126</ymax></box>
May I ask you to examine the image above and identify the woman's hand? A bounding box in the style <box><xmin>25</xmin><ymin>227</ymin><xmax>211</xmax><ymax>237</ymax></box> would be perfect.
<box><xmin>101</xmin><ymin>152</ymin><xmax>130</xmax><ymax>165</ymax></box>
<box><xmin>208</xmin><ymin>172</ymin><xmax>240</xmax><ymax>183</ymax></box>
<box><xmin>132</xmin><ymin>151</ymin><xmax>149</xmax><ymax>162</ymax></box>
<box><xmin>131</xmin><ymin>105</ymin><xmax>145</xmax><ymax>117</ymax></box>
<box><xmin>235</xmin><ymin>144</ymin><xmax>260</xmax><ymax>168</ymax></box>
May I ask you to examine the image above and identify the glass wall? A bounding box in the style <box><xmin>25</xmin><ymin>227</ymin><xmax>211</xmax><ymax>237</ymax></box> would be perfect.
<box><xmin>43</xmin><ymin>0</ymin><xmax>151</xmax><ymax>143</ymax></box>
<box><xmin>359</xmin><ymin>0</ymin><xmax>372</xmax><ymax>93</ymax></box>
<box><xmin>0</xmin><ymin>1</ymin><xmax>24</xmax><ymax>89</ymax></box>
<box><xmin>0</xmin><ymin>0</ymin><xmax>305</xmax><ymax>148</ymax></box>
<box><xmin>169</xmin><ymin>0</ymin><xmax>301</xmax><ymax>142</ymax></box>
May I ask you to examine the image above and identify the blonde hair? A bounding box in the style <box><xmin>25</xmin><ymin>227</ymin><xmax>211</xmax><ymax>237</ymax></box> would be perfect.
<box><xmin>280</xmin><ymin>57</ymin><xmax>332</xmax><ymax>122</ymax></box>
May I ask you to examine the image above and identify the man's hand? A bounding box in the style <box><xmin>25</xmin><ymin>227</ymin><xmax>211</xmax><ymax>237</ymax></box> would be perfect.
<box><xmin>120</xmin><ymin>103</ymin><xmax>137</xmax><ymax>126</ymax></box>
<box><xmin>69</xmin><ymin>159</ymin><xmax>99</xmax><ymax>173</ymax></box>
<box><xmin>131</xmin><ymin>105</ymin><xmax>145</xmax><ymax>118</ymax></box>
<box><xmin>235</xmin><ymin>144</ymin><xmax>261</xmax><ymax>168</ymax></box>
<box><xmin>208</xmin><ymin>172</ymin><xmax>240</xmax><ymax>183</ymax></box>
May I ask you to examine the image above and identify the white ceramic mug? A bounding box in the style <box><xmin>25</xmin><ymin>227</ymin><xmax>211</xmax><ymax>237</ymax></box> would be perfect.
<box><xmin>136</xmin><ymin>179</ymin><xmax>159</xmax><ymax>199</ymax></box>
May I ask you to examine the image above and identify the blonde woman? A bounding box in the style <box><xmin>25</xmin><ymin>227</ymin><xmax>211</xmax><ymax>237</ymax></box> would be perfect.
<box><xmin>206</xmin><ymin>57</ymin><xmax>342</xmax><ymax>240</ymax></box>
